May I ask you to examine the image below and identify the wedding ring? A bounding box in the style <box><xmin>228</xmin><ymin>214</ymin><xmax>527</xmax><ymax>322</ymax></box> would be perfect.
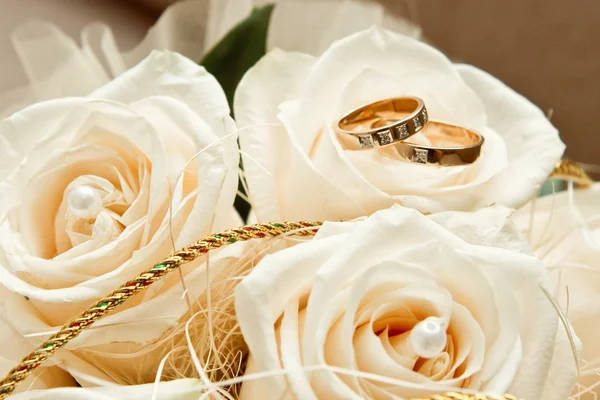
<box><xmin>338</xmin><ymin>118</ymin><xmax>484</xmax><ymax>166</ymax></box>
<box><xmin>337</xmin><ymin>97</ymin><xmax>428</xmax><ymax>149</ymax></box>
<box><xmin>380</xmin><ymin>120</ymin><xmax>485</xmax><ymax>166</ymax></box>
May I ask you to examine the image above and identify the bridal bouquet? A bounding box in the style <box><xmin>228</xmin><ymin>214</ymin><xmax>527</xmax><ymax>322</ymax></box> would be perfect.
<box><xmin>0</xmin><ymin>1</ymin><xmax>596</xmax><ymax>399</ymax></box>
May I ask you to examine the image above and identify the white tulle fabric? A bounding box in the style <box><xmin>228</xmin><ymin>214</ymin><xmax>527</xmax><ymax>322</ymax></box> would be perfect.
<box><xmin>0</xmin><ymin>0</ymin><xmax>419</xmax><ymax>116</ymax></box>
<box><xmin>0</xmin><ymin>0</ymin><xmax>223</xmax><ymax>116</ymax></box>
<box><xmin>235</xmin><ymin>27</ymin><xmax>565</xmax><ymax>221</ymax></box>
<box><xmin>0</xmin><ymin>51</ymin><xmax>241</xmax><ymax>389</ymax></box>
<box><xmin>235</xmin><ymin>205</ymin><xmax>579</xmax><ymax>400</ymax></box>
<box><xmin>513</xmin><ymin>183</ymin><xmax>600</xmax><ymax>397</ymax></box>
<box><xmin>266</xmin><ymin>0</ymin><xmax>420</xmax><ymax>54</ymax></box>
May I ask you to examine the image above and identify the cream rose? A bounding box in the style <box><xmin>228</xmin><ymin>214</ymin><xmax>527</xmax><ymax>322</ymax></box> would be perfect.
<box><xmin>235</xmin><ymin>28</ymin><xmax>565</xmax><ymax>221</ymax></box>
<box><xmin>10</xmin><ymin>379</ymin><xmax>204</xmax><ymax>400</ymax></box>
<box><xmin>513</xmin><ymin>183</ymin><xmax>600</xmax><ymax>398</ymax></box>
<box><xmin>235</xmin><ymin>205</ymin><xmax>578</xmax><ymax>400</ymax></box>
<box><xmin>0</xmin><ymin>51</ymin><xmax>241</xmax><ymax>387</ymax></box>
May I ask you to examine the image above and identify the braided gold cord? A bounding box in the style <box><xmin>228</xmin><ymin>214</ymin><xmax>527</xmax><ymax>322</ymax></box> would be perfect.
<box><xmin>550</xmin><ymin>160</ymin><xmax>594</xmax><ymax>187</ymax></box>
<box><xmin>414</xmin><ymin>392</ymin><xmax>518</xmax><ymax>400</ymax></box>
<box><xmin>415</xmin><ymin>395</ymin><xmax>520</xmax><ymax>400</ymax></box>
<box><xmin>0</xmin><ymin>221</ymin><xmax>522</xmax><ymax>400</ymax></box>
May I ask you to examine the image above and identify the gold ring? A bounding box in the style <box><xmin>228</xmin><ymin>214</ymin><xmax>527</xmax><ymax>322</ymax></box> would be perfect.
<box><xmin>337</xmin><ymin>97</ymin><xmax>428</xmax><ymax>148</ymax></box>
<box><xmin>338</xmin><ymin>118</ymin><xmax>484</xmax><ymax>166</ymax></box>
<box><xmin>382</xmin><ymin>120</ymin><xmax>484</xmax><ymax>166</ymax></box>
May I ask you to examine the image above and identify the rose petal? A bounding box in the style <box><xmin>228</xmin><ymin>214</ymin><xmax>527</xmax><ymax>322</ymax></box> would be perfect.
<box><xmin>236</xmin><ymin>233</ymin><xmax>348</xmax><ymax>398</ymax></box>
<box><xmin>91</xmin><ymin>51</ymin><xmax>230</xmax><ymax>138</ymax></box>
<box><xmin>430</xmin><ymin>206</ymin><xmax>532</xmax><ymax>255</ymax></box>
<box><xmin>10</xmin><ymin>378</ymin><xmax>205</xmax><ymax>400</ymax></box>
<box><xmin>235</xmin><ymin>50</ymin><xmax>316</xmax><ymax>221</ymax></box>
<box><xmin>0</xmin><ymin>99</ymin><xmax>87</xmax><ymax>181</ymax></box>
<box><xmin>278</xmin><ymin>302</ymin><xmax>317</xmax><ymax>400</ymax></box>
<box><xmin>129</xmin><ymin>96</ymin><xmax>239</xmax><ymax>242</ymax></box>
<box><xmin>457</xmin><ymin>64</ymin><xmax>565</xmax><ymax>209</ymax></box>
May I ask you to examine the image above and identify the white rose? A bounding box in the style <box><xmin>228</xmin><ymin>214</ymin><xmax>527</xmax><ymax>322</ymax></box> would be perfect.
<box><xmin>235</xmin><ymin>28</ymin><xmax>564</xmax><ymax>221</ymax></box>
<box><xmin>513</xmin><ymin>183</ymin><xmax>600</xmax><ymax>398</ymax></box>
<box><xmin>235</xmin><ymin>205</ymin><xmax>578</xmax><ymax>400</ymax></box>
<box><xmin>0</xmin><ymin>51</ymin><xmax>240</xmax><ymax>387</ymax></box>
<box><xmin>2</xmin><ymin>0</ymin><xmax>418</xmax><ymax>116</ymax></box>
<box><xmin>10</xmin><ymin>379</ymin><xmax>204</xmax><ymax>400</ymax></box>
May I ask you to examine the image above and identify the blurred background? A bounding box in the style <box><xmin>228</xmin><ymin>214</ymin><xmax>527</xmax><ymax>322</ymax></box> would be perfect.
<box><xmin>0</xmin><ymin>0</ymin><xmax>598</xmax><ymax>165</ymax></box>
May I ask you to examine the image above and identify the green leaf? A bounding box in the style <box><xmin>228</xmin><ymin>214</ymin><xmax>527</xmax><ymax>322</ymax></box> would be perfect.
<box><xmin>199</xmin><ymin>5</ymin><xmax>274</xmax><ymax>220</ymax></box>
<box><xmin>199</xmin><ymin>4</ymin><xmax>275</xmax><ymax>109</ymax></box>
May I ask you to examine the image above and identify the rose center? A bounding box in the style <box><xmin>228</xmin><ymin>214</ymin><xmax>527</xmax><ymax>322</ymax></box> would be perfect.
<box><xmin>55</xmin><ymin>179</ymin><xmax>128</xmax><ymax>255</ymax></box>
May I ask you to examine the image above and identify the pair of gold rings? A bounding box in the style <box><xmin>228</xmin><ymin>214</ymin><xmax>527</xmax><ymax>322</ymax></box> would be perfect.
<box><xmin>336</xmin><ymin>97</ymin><xmax>484</xmax><ymax>166</ymax></box>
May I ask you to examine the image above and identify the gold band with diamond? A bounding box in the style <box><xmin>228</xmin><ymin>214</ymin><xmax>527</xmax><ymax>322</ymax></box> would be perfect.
<box><xmin>378</xmin><ymin>120</ymin><xmax>485</xmax><ymax>166</ymax></box>
<box><xmin>336</xmin><ymin>97</ymin><xmax>428</xmax><ymax>149</ymax></box>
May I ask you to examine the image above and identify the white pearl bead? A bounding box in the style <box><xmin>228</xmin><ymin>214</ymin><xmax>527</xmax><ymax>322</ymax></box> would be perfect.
<box><xmin>68</xmin><ymin>185</ymin><xmax>103</xmax><ymax>219</ymax></box>
<box><xmin>410</xmin><ymin>317</ymin><xmax>447</xmax><ymax>358</ymax></box>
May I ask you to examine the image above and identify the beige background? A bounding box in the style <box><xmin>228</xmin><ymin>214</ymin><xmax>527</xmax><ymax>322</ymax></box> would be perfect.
<box><xmin>393</xmin><ymin>0</ymin><xmax>600</xmax><ymax>166</ymax></box>
<box><xmin>0</xmin><ymin>0</ymin><xmax>598</xmax><ymax>165</ymax></box>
